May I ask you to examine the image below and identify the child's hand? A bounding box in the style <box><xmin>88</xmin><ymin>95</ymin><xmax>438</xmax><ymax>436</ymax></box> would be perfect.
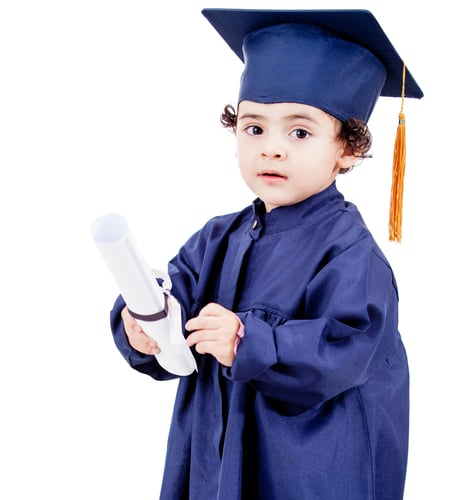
<box><xmin>185</xmin><ymin>303</ymin><xmax>240</xmax><ymax>367</ymax></box>
<box><xmin>121</xmin><ymin>306</ymin><xmax>161</xmax><ymax>356</ymax></box>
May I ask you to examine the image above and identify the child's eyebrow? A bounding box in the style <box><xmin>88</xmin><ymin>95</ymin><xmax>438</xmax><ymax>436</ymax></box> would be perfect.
<box><xmin>285</xmin><ymin>114</ymin><xmax>319</xmax><ymax>124</ymax></box>
<box><xmin>237</xmin><ymin>113</ymin><xmax>265</xmax><ymax>121</ymax></box>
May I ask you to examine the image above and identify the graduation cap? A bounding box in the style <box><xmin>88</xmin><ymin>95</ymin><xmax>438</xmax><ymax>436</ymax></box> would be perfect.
<box><xmin>202</xmin><ymin>8</ymin><xmax>423</xmax><ymax>242</ymax></box>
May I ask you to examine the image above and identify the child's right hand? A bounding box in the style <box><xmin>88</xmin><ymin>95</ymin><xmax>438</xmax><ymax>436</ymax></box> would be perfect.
<box><xmin>121</xmin><ymin>306</ymin><xmax>161</xmax><ymax>356</ymax></box>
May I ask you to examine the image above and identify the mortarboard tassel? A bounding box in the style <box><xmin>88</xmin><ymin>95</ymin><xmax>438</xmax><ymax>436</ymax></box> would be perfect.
<box><xmin>389</xmin><ymin>63</ymin><xmax>407</xmax><ymax>243</ymax></box>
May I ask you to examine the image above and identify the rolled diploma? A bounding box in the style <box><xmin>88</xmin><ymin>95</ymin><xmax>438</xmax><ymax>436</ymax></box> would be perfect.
<box><xmin>90</xmin><ymin>213</ymin><xmax>197</xmax><ymax>376</ymax></box>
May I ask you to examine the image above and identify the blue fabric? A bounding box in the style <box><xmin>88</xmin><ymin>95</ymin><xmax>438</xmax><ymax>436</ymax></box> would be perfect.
<box><xmin>239</xmin><ymin>23</ymin><xmax>386</xmax><ymax>121</ymax></box>
<box><xmin>110</xmin><ymin>183</ymin><xmax>409</xmax><ymax>499</ymax></box>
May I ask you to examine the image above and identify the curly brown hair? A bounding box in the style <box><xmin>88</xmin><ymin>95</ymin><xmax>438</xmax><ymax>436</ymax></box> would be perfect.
<box><xmin>220</xmin><ymin>104</ymin><xmax>372</xmax><ymax>173</ymax></box>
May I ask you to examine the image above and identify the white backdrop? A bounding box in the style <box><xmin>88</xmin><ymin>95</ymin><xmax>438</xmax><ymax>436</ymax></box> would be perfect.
<box><xmin>0</xmin><ymin>1</ymin><xmax>447</xmax><ymax>498</ymax></box>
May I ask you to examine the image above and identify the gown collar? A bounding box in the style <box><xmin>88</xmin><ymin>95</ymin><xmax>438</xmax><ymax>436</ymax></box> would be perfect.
<box><xmin>251</xmin><ymin>182</ymin><xmax>345</xmax><ymax>234</ymax></box>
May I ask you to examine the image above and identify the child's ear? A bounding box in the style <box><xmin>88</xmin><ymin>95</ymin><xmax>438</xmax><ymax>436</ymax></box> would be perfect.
<box><xmin>336</xmin><ymin>150</ymin><xmax>357</xmax><ymax>172</ymax></box>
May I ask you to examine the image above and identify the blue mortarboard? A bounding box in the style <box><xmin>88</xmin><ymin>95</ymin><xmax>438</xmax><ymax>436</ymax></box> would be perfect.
<box><xmin>201</xmin><ymin>8</ymin><xmax>423</xmax><ymax>122</ymax></box>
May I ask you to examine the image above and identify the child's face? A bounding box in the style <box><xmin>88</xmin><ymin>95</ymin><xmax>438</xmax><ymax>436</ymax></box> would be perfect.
<box><xmin>236</xmin><ymin>101</ymin><xmax>355</xmax><ymax>212</ymax></box>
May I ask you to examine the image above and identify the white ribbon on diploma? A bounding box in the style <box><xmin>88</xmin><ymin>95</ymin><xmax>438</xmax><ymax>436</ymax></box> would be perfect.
<box><xmin>90</xmin><ymin>213</ymin><xmax>197</xmax><ymax>376</ymax></box>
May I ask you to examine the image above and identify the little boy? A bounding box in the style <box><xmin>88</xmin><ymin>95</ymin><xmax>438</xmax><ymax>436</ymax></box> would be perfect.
<box><xmin>110</xmin><ymin>9</ymin><xmax>422</xmax><ymax>499</ymax></box>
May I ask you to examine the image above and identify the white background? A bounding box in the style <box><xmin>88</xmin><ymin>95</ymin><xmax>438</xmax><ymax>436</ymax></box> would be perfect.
<box><xmin>0</xmin><ymin>0</ymin><xmax>447</xmax><ymax>498</ymax></box>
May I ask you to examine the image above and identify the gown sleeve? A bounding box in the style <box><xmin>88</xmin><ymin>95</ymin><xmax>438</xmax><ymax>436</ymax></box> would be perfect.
<box><xmin>229</xmin><ymin>238</ymin><xmax>400</xmax><ymax>409</ymax></box>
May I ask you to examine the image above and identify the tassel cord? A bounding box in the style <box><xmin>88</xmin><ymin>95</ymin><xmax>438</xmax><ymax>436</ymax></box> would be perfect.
<box><xmin>389</xmin><ymin>63</ymin><xmax>407</xmax><ymax>243</ymax></box>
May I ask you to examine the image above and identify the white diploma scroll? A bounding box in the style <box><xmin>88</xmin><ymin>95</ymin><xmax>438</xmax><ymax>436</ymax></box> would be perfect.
<box><xmin>90</xmin><ymin>213</ymin><xmax>197</xmax><ymax>376</ymax></box>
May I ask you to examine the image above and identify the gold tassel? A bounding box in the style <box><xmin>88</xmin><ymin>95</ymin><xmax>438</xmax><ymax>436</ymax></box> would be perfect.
<box><xmin>389</xmin><ymin>63</ymin><xmax>406</xmax><ymax>243</ymax></box>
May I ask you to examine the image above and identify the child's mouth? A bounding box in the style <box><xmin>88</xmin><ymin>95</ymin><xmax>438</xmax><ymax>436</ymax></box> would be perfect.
<box><xmin>260</xmin><ymin>171</ymin><xmax>286</xmax><ymax>179</ymax></box>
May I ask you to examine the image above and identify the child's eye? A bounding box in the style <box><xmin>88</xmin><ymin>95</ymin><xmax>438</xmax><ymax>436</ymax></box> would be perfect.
<box><xmin>245</xmin><ymin>125</ymin><xmax>264</xmax><ymax>136</ymax></box>
<box><xmin>290</xmin><ymin>128</ymin><xmax>309</xmax><ymax>139</ymax></box>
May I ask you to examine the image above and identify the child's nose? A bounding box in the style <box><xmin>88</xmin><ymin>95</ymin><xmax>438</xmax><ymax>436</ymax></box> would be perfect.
<box><xmin>260</xmin><ymin>133</ymin><xmax>287</xmax><ymax>160</ymax></box>
<box><xmin>261</xmin><ymin>148</ymin><xmax>287</xmax><ymax>160</ymax></box>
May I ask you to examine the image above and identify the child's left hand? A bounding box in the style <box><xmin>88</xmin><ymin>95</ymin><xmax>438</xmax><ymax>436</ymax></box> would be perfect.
<box><xmin>185</xmin><ymin>303</ymin><xmax>240</xmax><ymax>367</ymax></box>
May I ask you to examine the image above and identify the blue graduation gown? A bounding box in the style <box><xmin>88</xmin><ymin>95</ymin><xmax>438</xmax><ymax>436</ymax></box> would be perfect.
<box><xmin>110</xmin><ymin>183</ymin><xmax>409</xmax><ymax>499</ymax></box>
